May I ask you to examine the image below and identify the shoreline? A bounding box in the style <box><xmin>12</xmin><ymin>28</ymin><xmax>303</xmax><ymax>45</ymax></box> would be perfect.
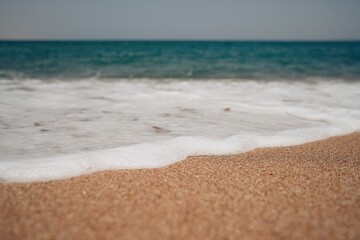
<box><xmin>1</xmin><ymin>133</ymin><xmax>360</xmax><ymax>239</ymax></box>
<box><xmin>1</xmin><ymin>78</ymin><xmax>359</xmax><ymax>182</ymax></box>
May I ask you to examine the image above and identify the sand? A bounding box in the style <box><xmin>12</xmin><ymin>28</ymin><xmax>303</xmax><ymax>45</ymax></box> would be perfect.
<box><xmin>1</xmin><ymin>133</ymin><xmax>360</xmax><ymax>240</ymax></box>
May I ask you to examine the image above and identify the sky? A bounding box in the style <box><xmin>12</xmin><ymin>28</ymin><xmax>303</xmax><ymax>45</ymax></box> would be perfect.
<box><xmin>0</xmin><ymin>0</ymin><xmax>359</xmax><ymax>40</ymax></box>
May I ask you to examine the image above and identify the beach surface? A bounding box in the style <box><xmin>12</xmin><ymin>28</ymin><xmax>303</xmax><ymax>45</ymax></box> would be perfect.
<box><xmin>1</xmin><ymin>133</ymin><xmax>359</xmax><ymax>240</ymax></box>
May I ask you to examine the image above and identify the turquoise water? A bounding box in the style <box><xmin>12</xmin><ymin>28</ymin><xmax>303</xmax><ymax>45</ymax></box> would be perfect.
<box><xmin>1</xmin><ymin>41</ymin><xmax>360</xmax><ymax>80</ymax></box>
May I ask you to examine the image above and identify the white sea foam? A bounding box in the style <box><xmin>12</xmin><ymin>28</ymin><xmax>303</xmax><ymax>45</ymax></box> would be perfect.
<box><xmin>0</xmin><ymin>78</ymin><xmax>359</xmax><ymax>182</ymax></box>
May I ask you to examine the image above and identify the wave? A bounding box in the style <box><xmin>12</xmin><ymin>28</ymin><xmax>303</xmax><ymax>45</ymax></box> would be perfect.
<box><xmin>0</xmin><ymin>78</ymin><xmax>359</xmax><ymax>182</ymax></box>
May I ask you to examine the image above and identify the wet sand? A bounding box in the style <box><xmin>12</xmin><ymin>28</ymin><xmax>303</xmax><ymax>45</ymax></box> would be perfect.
<box><xmin>1</xmin><ymin>133</ymin><xmax>360</xmax><ymax>240</ymax></box>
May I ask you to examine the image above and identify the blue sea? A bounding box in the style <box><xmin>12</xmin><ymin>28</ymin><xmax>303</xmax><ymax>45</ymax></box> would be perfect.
<box><xmin>1</xmin><ymin>41</ymin><xmax>360</xmax><ymax>80</ymax></box>
<box><xmin>0</xmin><ymin>41</ymin><xmax>359</xmax><ymax>182</ymax></box>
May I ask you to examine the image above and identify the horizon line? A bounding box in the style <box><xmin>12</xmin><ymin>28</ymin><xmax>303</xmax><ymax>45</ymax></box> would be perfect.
<box><xmin>1</xmin><ymin>38</ymin><xmax>360</xmax><ymax>42</ymax></box>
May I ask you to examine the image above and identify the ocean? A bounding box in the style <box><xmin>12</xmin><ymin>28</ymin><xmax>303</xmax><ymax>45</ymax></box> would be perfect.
<box><xmin>1</xmin><ymin>41</ymin><xmax>360</xmax><ymax>80</ymax></box>
<box><xmin>0</xmin><ymin>41</ymin><xmax>359</xmax><ymax>182</ymax></box>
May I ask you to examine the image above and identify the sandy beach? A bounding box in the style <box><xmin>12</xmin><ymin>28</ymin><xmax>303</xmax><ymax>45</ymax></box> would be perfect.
<box><xmin>1</xmin><ymin>133</ymin><xmax>359</xmax><ymax>239</ymax></box>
